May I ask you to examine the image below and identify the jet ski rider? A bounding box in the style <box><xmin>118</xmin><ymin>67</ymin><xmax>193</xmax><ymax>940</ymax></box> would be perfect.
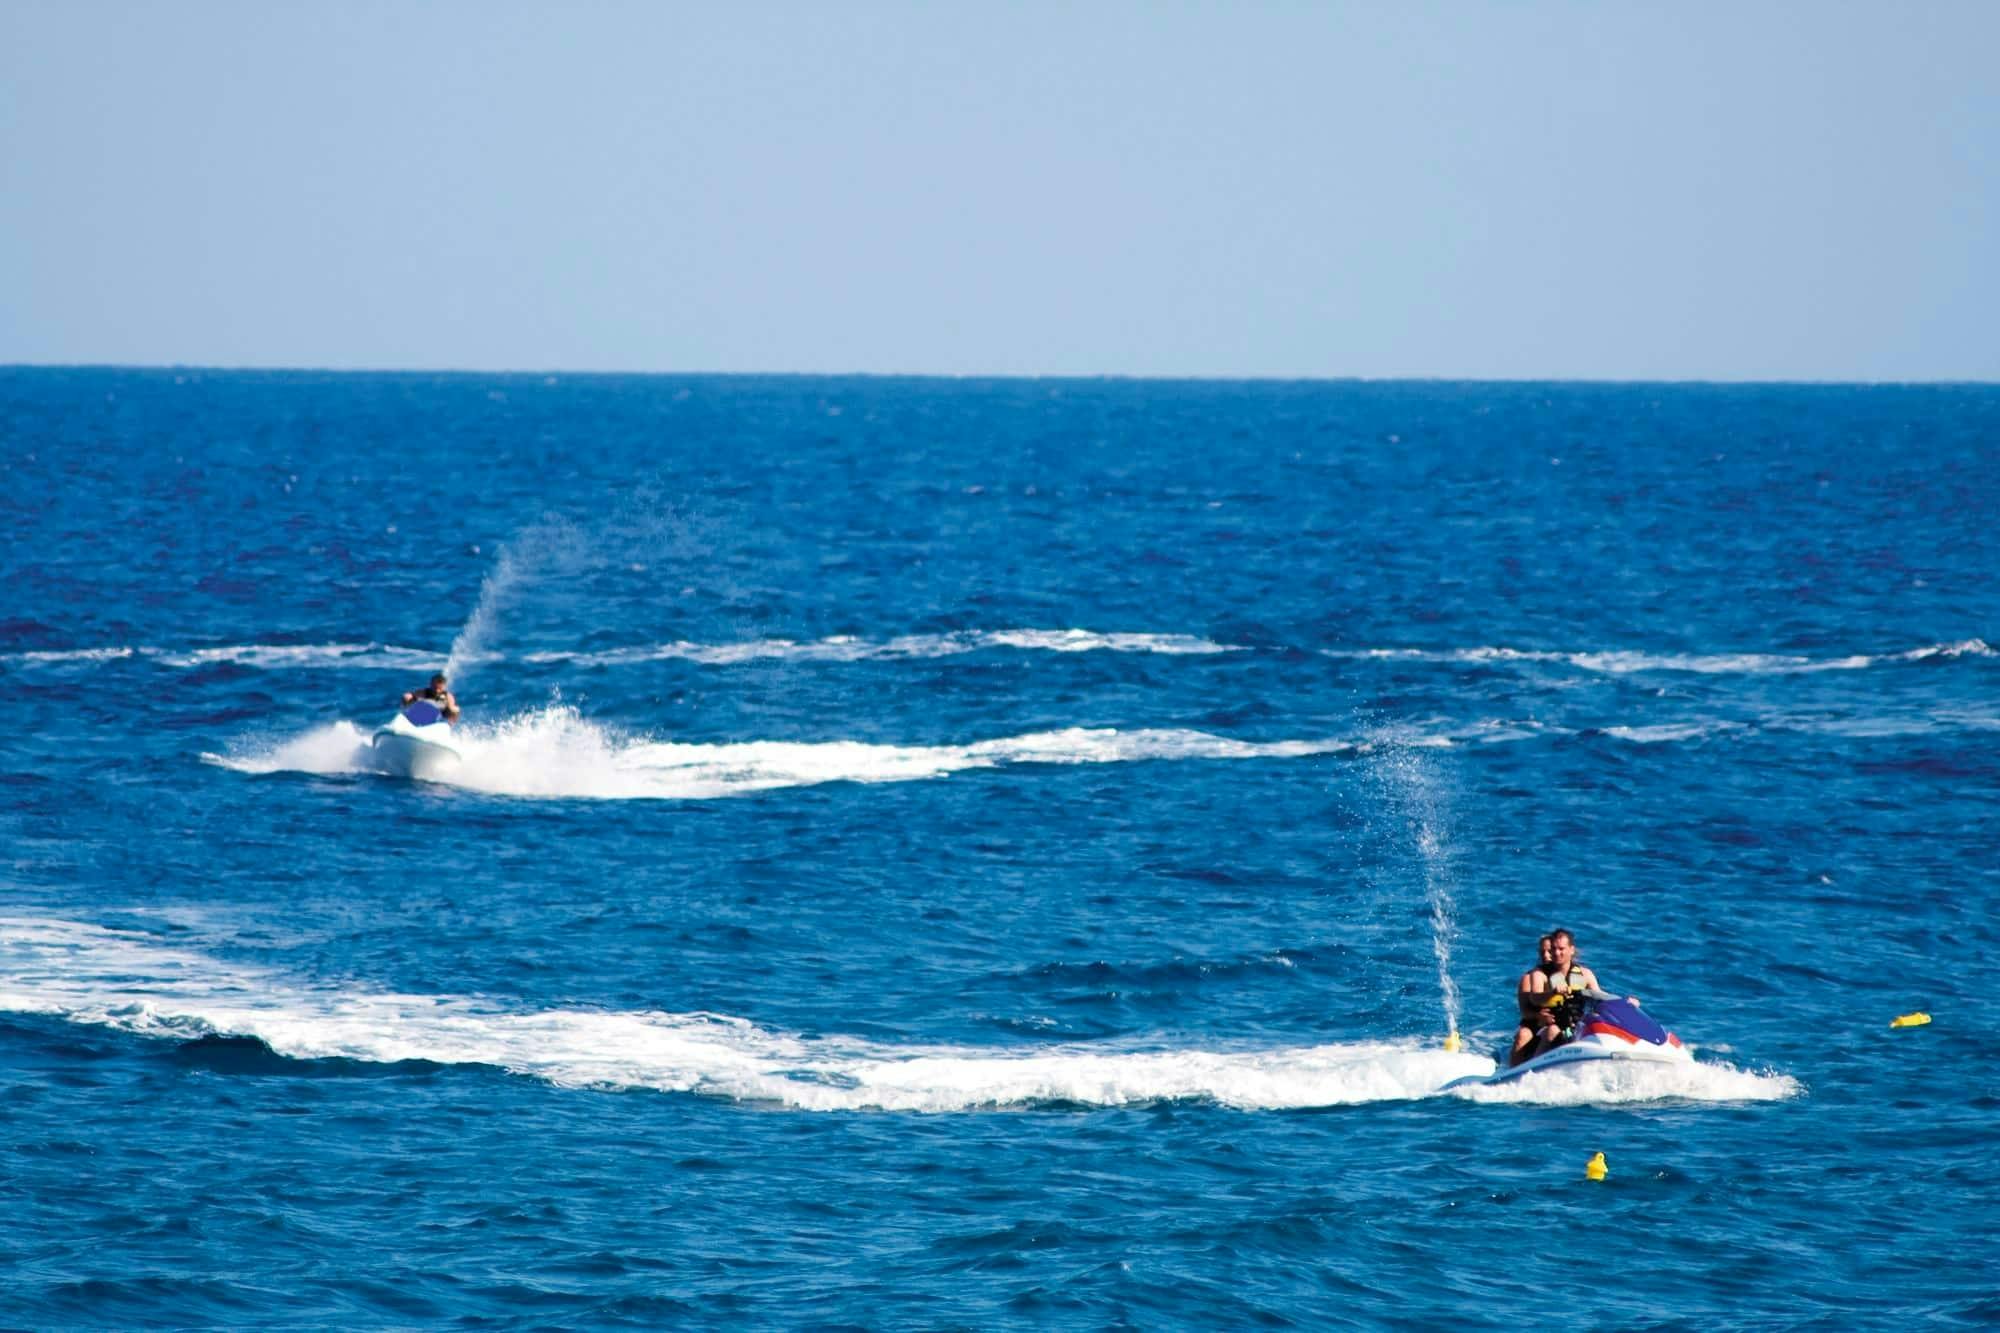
<box><xmin>1509</xmin><ymin>928</ymin><xmax>1618</xmax><ymax>1067</ymax></box>
<box><xmin>401</xmin><ymin>672</ymin><xmax>461</xmax><ymax>723</ymax></box>
<box><xmin>1510</xmin><ymin>935</ymin><xmax>1557</xmax><ymax>1066</ymax></box>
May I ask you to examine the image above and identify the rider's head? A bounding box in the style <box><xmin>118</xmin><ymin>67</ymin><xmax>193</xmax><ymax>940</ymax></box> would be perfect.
<box><xmin>430</xmin><ymin>673</ymin><xmax>448</xmax><ymax>689</ymax></box>
<box><xmin>1549</xmin><ymin>929</ymin><xmax>1576</xmax><ymax>968</ymax></box>
<box><xmin>1537</xmin><ymin>934</ymin><xmax>1554</xmax><ymax>966</ymax></box>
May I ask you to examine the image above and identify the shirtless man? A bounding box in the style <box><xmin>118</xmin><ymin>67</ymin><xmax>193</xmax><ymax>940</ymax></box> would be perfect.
<box><xmin>1510</xmin><ymin>935</ymin><xmax>1557</xmax><ymax>1066</ymax></box>
<box><xmin>401</xmin><ymin>672</ymin><xmax>461</xmax><ymax>723</ymax></box>
<box><xmin>1510</xmin><ymin>929</ymin><xmax>1616</xmax><ymax>1067</ymax></box>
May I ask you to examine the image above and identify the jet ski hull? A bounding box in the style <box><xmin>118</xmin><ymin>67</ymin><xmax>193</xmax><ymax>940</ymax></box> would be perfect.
<box><xmin>371</xmin><ymin>710</ymin><xmax>462</xmax><ymax>781</ymax></box>
<box><xmin>1448</xmin><ymin>996</ymin><xmax>1692</xmax><ymax>1088</ymax></box>
<box><xmin>1472</xmin><ymin>1033</ymin><xmax>1692</xmax><ymax>1086</ymax></box>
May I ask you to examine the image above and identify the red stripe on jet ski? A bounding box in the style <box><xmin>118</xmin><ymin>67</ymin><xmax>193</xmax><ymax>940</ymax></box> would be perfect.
<box><xmin>1581</xmin><ymin>1020</ymin><xmax>1642</xmax><ymax>1044</ymax></box>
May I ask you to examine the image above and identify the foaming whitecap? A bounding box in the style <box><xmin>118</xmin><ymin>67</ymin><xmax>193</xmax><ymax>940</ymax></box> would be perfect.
<box><xmin>531</xmin><ymin>628</ymin><xmax>1244</xmax><ymax>667</ymax></box>
<box><xmin>149</xmin><ymin>643</ymin><xmax>443</xmax><ymax>671</ymax></box>
<box><xmin>0</xmin><ymin>643</ymin><xmax>439</xmax><ymax>671</ymax></box>
<box><xmin>5</xmin><ymin>646</ymin><xmax>139</xmax><ymax>664</ymax></box>
<box><xmin>1321</xmin><ymin>639</ymin><xmax>1992</xmax><ymax>675</ymax></box>
<box><xmin>1595</xmin><ymin>721</ymin><xmax>1745</xmax><ymax>745</ymax></box>
<box><xmin>7</xmin><ymin>634</ymin><xmax>1988</xmax><ymax>675</ymax></box>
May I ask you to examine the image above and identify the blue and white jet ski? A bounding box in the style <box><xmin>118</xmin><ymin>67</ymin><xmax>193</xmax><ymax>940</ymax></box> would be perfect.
<box><xmin>370</xmin><ymin>700</ymin><xmax>463</xmax><ymax>781</ymax></box>
<box><xmin>1450</xmin><ymin>996</ymin><xmax>1691</xmax><ymax>1088</ymax></box>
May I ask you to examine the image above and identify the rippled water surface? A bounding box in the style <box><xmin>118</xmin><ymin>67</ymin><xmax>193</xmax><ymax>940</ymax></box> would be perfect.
<box><xmin>2</xmin><ymin>370</ymin><xmax>1995</xmax><ymax>1326</ymax></box>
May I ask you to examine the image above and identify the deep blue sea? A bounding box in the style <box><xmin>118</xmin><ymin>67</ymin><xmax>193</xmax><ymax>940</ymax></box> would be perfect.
<box><xmin>1</xmin><ymin>369</ymin><xmax>1995</xmax><ymax>1327</ymax></box>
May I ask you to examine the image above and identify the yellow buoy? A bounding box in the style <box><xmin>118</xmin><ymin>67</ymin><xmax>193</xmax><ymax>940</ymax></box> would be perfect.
<box><xmin>1585</xmin><ymin>1152</ymin><xmax>1607</xmax><ymax>1181</ymax></box>
<box><xmin>1890</xmin><ymin>1012</ymin><xmax>1931</xmax><ymax>1029</ymax></box>
<box><xmin>1443</xmin><ymin>1032</ymin><xmax>1462</xmax><ymax>1053</ymax></box>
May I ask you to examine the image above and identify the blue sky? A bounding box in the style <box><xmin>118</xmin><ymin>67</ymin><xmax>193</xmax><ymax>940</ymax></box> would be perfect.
<box><xmin>3</xmin><ymin>3</ymin><xmax>1995</xmax><ymax>379</ymax></box>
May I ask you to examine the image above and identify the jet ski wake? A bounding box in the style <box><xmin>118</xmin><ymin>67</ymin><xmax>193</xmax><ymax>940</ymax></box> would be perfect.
<box><xmin>203</xmin><ymin>708</ymin><xmax>1362</xmax><ymax>801</ymax></box>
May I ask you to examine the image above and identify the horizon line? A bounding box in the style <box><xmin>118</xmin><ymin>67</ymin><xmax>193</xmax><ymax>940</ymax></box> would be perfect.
<box><xmin>3</xmin><ymin>360</ymin><xmax>1997</xmax><ymax>389</ymax></box>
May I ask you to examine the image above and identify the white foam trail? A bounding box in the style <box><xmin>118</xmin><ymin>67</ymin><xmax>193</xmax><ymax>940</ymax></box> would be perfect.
<box><xmin>1323</xmin><ymin>639</ymin><xmax>1992</xmax><ymax>675</ymax></box>
<box><xmin>526</xmin><ymin>628</ymin><xmax>1244</xmax><ymax>666</ymax></box>
<box><xmin>1567</xmin><ymin>651</ymin><xmax>1871</xmax><ymax>675</ymax></box>
<box><xmin>194</xmin><ymin>704</ymin><xmax>2000</xmax><ymax>796</ymax></box>
<box><xmin>1596</xmin><ymin>721</ymin><xmax>1745</xmax><ymax>744</ymax></box>
<box><xmin>149</xmin><ymin>643</ymin><xmax>442</xmax><ymax>671</ymax></box>
<box><xmin>7</xmin><ymin>629</ymin><xmax>1237</xmax><ymax>671</ymax></box>
<box><xmin>204</xmin><ymin>708</ymin><xmax>1359</xmax><ymax>800</ymax></box>
<box><xmin>0</xmin><ymin>917</ymin><xmax>1496</xmax><ymax>1111</ymax></box>
<box><xmin>5</xmin><ymin>646</ymin><xmax>138</xmax><ymax>664</ymax></box>
<box><xmin>0</xmin><ymin>643</ymin><xmax>438</xmax><ymax>671</ymax></box>
<box><xmin>976</xmin><ymin>629</ymin><xmax>1239</xmax><ymax>656</ymax></box>
<box><xmin>1777</xmin><ymin>716</ymin><xmax>1941</xmax><ymax>739</ymax></box>
<box><xmin>0</xmin><ymin>918</ymin><xmax>1800</xmax><ymax>1110</ymax></box>
<box><xmin>1895</xmin><ymin>638</ymin><xmax>1995</xmax><ymax>662</ymax></box>
<box><xmin>8</xmin><ymin>635</ymin><xmax>1986</xmax><ymax>674</ymax></box>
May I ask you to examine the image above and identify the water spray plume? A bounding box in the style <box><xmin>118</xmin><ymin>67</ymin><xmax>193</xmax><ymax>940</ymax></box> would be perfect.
<box><xmin>1367</xmin><ymin>743</ymin><xmax>1464</xmax><ymax>1044</ymax></box>
<box><xmin>445</xmin><ymin>520</ymin><xmax>584</xmax><ymax>684</ymax></box>
<box><xmin>443</xmin><ymin>495</ymin><xmax>698</xmax><ymax>686</ymax></box>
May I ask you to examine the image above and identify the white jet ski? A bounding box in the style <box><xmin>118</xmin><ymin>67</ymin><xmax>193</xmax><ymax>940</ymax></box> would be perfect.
<box><xmin>1448</xmin><ymin>996</ymin><xmax>1692</xmax><ymax>1088</ymax></box>
<box><xmin>371</xmin><ymin>700</ymin><xmax>463</xmax><ymax>781</ymax></box>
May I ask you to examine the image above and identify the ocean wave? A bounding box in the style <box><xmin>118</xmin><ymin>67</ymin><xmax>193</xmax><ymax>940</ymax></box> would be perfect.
<box><xmin>2</xmin><ymin>630</ymin><xmax>1240</xmax><ymax>672</ymax></box>
<box><xmin>527</xmin><ymin>628</ymin><xmax>1243</xmax><ymax>666</ymax></box>
<box><xmin>1322</xmin><ymin>638</ymin><xmax>1992</xmax><ymax>675</ymax></box>
<box><xmin>0</xmin><ymin>918</ymin><xmax>1794</xmax><ymax>1111</ymax></box>
<box><xmin>149</xmin><ymin>643</ymin><xmax>444</xmax><ymax>670</ymax></box>
<box><xmin>202</xmin><ymin>707</ymin><xmax>1358</xmax><ymax>801</ymax></box>
<box><xmin>0</xmin><ymin>642</ymin><xmax>442</xmax><ymax>671</ymax></box>
<box><xmin>4</xmin><ymin>646</ymin><xmax>141</xmax><ymax>664</ymax></box>
<box><xmin>13</xmin><ymin>633</ymin><xmax>1987</xmax><ymax>674</ymax></box>
<box><xmin>1589</xmin><ymin>721</ymin><xmax>1747</xmax><ymax>745</ymax></box>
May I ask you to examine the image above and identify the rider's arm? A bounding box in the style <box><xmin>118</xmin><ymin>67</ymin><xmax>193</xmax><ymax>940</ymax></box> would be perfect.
<box><xmin>1518</xmin><ymin>974</ymin><xmax>1555</xmax><ymax>1023</ymax></box>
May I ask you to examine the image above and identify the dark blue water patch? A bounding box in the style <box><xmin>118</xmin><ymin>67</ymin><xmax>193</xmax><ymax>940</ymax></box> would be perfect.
<box><xmin>0</xmin><ymin>618</ymin><xmax>66</xmax><ymax>649</ymax></box>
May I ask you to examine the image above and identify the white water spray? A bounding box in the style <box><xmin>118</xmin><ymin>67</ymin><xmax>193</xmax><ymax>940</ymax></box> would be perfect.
<box><xmin>443</xmin><ymin>492</ymin><xmax>700</xmax><ymax>686</ymax></box>
<box><xmin>444</xmin><ymin>520</ymin><xmax>584</xmax><ymax>684</ymax></box>
<box><xmin>1370</xmin><ymin>744</ymin><xmax>1463</xmax><ymax>1044</ymax></box>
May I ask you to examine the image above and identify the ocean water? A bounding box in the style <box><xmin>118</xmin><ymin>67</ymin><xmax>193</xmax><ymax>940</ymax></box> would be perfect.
<box><xmin>1</xmin><ymin>368</ymin><xmax>1994</xmax><ymax>1327</ymax></box>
